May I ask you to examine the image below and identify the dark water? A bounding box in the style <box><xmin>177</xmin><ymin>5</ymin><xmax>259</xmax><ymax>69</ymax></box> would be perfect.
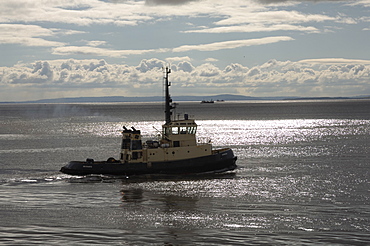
<box><xmin>0</xmin><ymin>100</ymin><xmax>369</xmax><ymax>245</ymax></box>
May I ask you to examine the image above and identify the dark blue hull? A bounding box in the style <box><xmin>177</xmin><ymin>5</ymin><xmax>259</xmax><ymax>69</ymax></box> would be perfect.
<box><xmin>60</xmin><ymin>149</ymin><xmax>237</xmax><ymax>176</ymax></box>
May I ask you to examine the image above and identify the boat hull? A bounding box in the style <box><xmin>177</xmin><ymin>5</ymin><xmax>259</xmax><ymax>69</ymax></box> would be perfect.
<box><xmin>60</xmin><ymin>148</ymin><xmax>237</xmax><ymax>176</ymax></box>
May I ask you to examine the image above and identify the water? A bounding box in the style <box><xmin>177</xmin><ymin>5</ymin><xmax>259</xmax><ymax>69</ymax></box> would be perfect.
<box><xmin>0</xmin><ymin>100</ymin><xmax>369</xmax><ymax>245</ymax></box>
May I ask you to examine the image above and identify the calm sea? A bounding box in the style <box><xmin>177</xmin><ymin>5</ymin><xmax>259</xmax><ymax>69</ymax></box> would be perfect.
<box><xmin>0</xmin><ymin>100</ymin><xmax>369</xmax><ymax>245</ymax></box>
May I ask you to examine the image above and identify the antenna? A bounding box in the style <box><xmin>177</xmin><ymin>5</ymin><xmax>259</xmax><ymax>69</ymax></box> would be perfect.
<box><xmin>164</xmin><ymin>66</ymin><xmax>173</xmax><ymax>125</ymax></box>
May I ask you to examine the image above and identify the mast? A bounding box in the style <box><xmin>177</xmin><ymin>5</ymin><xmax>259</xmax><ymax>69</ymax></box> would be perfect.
<box><xmin>164</xmin><ymin>66</ymin><xmax>172</xmax><ymax>125</ymax></box>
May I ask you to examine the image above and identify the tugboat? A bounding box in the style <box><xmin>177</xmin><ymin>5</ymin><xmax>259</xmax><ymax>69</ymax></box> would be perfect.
<box><xmin>60</xmin><ymin>67</ymin><xmax>237</xmax><ymax>176</ymax></box>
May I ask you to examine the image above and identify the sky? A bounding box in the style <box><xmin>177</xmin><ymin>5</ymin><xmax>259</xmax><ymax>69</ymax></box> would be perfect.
<box><xmin>1</xmin><ymin>0</ymin><xmax>370</xmax><ymax>102</ymax></box>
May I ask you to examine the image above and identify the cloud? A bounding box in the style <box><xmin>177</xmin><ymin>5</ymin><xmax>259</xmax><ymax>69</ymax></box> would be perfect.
<box><xmin>205</xmin><ymin>58</ymin><xmax>219</xmax><ymax>62</ymax></box>
<box><xmin>136</xmin><ymin>58</ymin><xmax>166</xmax><ymax>72</ymax></box>
<box><xmin>145</xmin><ymin>0</ymin><xmax>199</xmax><ymax>6</ymax></box>
<box><xmin>255</xmin><ymin>0</ymin><xmax>348</xmax><ymax>4</ymax></box>
<box><xmin>52</xmin><ymin>46</ymin><xmax>166</xmax><ymax>57</ymax></box>
<box><xmin>195</xmin><ymin>7</ymin><xmax>349</xmax><ymax>35</ymax></box>
<box><xmin>86</xmin><ymin>40</ymin><xmax>107</xmax><ymax>47</ymax></box>
<box><xmin>1</xmin><ymin>58</ymin><xmax>370</xmax><ymax>101</ymax></box>
<box><xmin>50</xmin><ymin>36</ymin><xmax>293</xmax><ymax>58</ymax></box>
<box><xmin>0</xmin><ymin>0</ymin><xmax>353</xmax><ymax>29</ymax></box>
<box><xmin>177</xmin><ymin>61</ymin><xmax>195</xmax><ymax>72</ymax></box>
<box><xmin>0</xmin><ymin>0</ymin><xmax>150</xmax><ymax>26</ymax></box>
<box><xmin>172</xmin><ymin>36</ymin><xmax>294</xmax><ymax>52</ymax></box>
<box><xmin>196</xmin><ymin>63</ymin><xmax>221</xmax><ymax>77</ymax></box>
<box><xmin>0</xmin><ymin>24</ymin><xmax>65</xmax><ymax>47</ymax></box>
<box><xmin>165</xmin><ymin>56</ymin><xmax>192</xmax><ymax>63</ymax></box>
<box><xmin>214</xmin><ymin>10</ymin><xmax>335</xmax><ymax>26</ymax></box>
<box><xmin>353</xmin><ymin>0</ymin><xmax>370</xmax><ymax>7</ymax></box>
<box><xmin>198</xmin><ymin>2</ymin><xmax>359</xmax><ymax>37</ymax></box>
<box><xmin>185</xmin><ymin>24</ymin><xmax>319</xmax><ymax>34</ymax></box>
<box><xmin>0</xmin><ymin>0</ymin><xmax>365</xmax><ymax>62</ymax></box>
<box><xmin>299</xmin><ymin>58</ymin><xmax>370</xmax><ymax>64</ymax></box>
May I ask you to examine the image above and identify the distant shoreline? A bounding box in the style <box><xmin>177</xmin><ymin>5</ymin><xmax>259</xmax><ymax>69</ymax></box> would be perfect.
<box><xmin>1</xmin><ymin>94</ymin><xmax>369</xmax><ymax>104</ymax></box>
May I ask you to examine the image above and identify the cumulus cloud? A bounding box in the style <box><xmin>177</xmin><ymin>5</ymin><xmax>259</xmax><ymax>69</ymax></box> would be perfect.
<box><xmin>136</xmin><ymin>58</ymin><xmax>166</xmax><ymax>72</ymax></box>
<box><xmin>177</xmin><ymin>61</ymin><xmax>195</xmax><ymax>72</ymax></box>
<box><xmin>1</xmin><ymin>58</ymin><xmax>370</xmax><ymax>101</ymax></box>
<box><xmin>196</xmin><ymin>63</ymin><xmax>221</xmax><ymax>77</ymax></box>
<box><xmin>165</xmin><ymin>56</ymin><xmax>192</xmax><ymax>63</ymax></box>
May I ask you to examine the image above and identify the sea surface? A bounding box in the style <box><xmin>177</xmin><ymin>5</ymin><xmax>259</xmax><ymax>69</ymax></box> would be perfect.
<box><xmin>0</xmin><ymin>100</ymin><xmax>369</xmax><ymax>245</ymax></box>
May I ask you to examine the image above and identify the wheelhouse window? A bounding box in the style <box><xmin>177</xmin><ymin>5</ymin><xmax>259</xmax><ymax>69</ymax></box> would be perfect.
<box><xmin>167</xmin><ymin>126</ymin><xmax>197</xmax><ymax>135</ymax></box>
<box><xmin>171</xmin><ymin>127</ymin><xmax>179</xmax><ymax>134</ymax></box>
<box><xmin>188</xmin><ymin>126</ymin><xmax>197</xmax><ymax>134</ymax></box>
<box><xmin>180</xmin><ymin>127</ymin><xmax>187</xmax><ymax>134</ymax></box>
<box><xmin>164</xmin><ymin>127</ymin><xmax>171</xmax><ymax>137</ymax></box>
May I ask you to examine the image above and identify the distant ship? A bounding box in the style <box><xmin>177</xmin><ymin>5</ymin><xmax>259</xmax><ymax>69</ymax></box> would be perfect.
<box><xmin>201</xmin><ymin>100</ymin><xmax>214</xmax><ymax>103</ymax></box>
<box><xmin>60</xmin><ymin>67</ymin><xmax>237</xmax><ymax>176</ymax></box>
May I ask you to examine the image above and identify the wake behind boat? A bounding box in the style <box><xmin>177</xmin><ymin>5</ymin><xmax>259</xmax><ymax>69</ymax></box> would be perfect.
<box><xmin>60</xmin><ymin>67</ymin><xmax>237</xmax><ymax>176</ymax></box>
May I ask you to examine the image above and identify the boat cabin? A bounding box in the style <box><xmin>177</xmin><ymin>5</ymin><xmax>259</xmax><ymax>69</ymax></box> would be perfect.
<box><xmin>162</xmin><ymin>114</ymin><xmax>197</xmax><ymax>147</ymax></box>
<box><xmin>120</xmin><ymin>114</ymin><xmax>211</xmax><ymax>164</ymax></box>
